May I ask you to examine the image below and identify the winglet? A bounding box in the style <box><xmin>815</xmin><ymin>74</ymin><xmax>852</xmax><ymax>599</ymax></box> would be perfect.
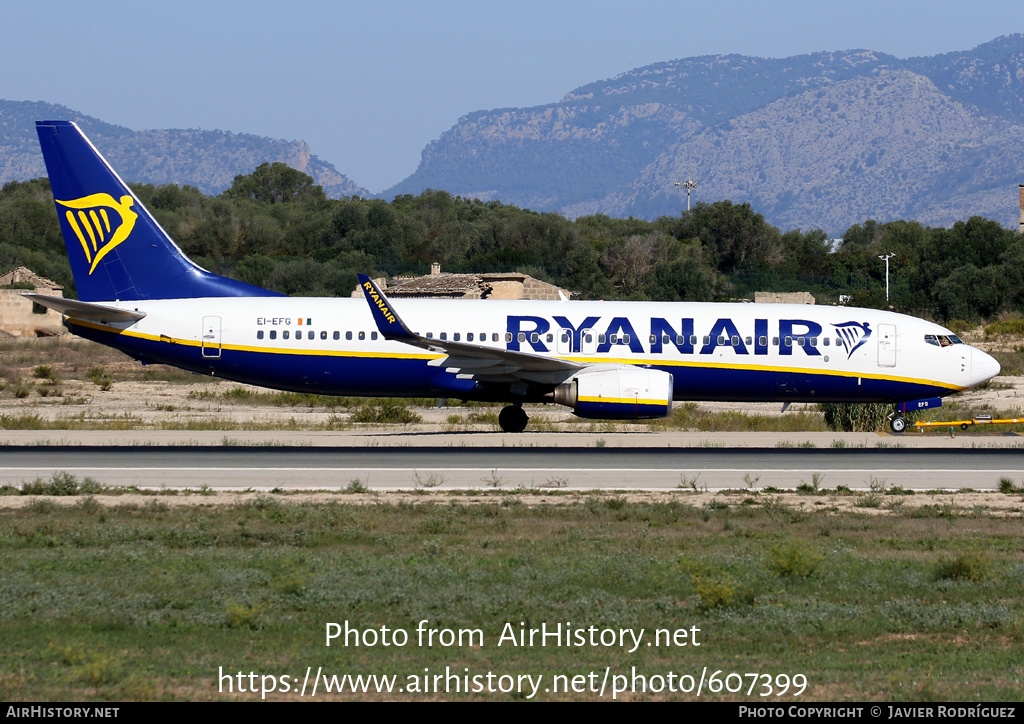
<box><xmin>357</xmin><ymin>274</ymin><xmax>417</xmax><ymax>341</ymax></box>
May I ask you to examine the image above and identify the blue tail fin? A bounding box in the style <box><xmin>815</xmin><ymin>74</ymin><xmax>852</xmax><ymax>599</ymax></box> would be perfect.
<box><xmin>35</xmin><ymin>120</ymin><xmax>277</xmax><ymax>301</ymax></box>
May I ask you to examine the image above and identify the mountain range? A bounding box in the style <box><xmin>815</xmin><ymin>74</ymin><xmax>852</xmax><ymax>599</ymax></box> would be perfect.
<box><xmin>0</xmin><ymin>100</ymin><xmax>369</xmax><ymax>199</ymax></box>
<box><xmin>386</xmin><ymin>34</ymin><xmax>1024</xmax><ymax>235</ymax></box>
<box><xmin>2</xmin><ymin>34</ymin><xmax>1023</xmax><ymax>235</ymax></box>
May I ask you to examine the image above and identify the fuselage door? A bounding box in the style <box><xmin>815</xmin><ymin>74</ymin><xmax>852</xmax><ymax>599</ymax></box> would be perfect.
<box><xmin>202</xmin><ymin>315</ymin><xmax>222</xmax><ymax>359</ymax></box>
<box><xmin>877</xmin><ymin>323</ymin><xmax>896</xmax><ymax>367</ymax></box>
<box><xmin>556</xmin><ymin>329</ymin><xmax>572</xmax><ymax>355</ymax></box>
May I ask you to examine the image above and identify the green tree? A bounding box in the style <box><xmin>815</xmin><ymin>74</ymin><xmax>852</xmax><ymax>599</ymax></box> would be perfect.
<box><xmin>222</xmin><ymin>162</ymin><xmax>326</xmax><ymax>205</ymax></box>
<box><xmin>659</xmin><ymin>201</ymin><xmax>782</xmax><ymax>271</ymax></box>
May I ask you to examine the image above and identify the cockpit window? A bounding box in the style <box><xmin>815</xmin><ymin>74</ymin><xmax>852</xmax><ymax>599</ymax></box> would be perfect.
<box><xmin>926</xmin><ymin>334</ymin><xmax>962</xmax><ymax>347</ymax></box>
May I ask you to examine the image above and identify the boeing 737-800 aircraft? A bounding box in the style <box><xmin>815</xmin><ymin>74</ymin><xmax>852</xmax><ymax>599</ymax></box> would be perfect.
<box><xmin>28</xmin><ymin>121</ymin><xmax>1000</xmax><ymax>432</ymax></box>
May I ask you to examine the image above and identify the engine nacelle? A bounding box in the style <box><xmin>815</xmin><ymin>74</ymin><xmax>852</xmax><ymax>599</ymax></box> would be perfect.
<box><xmin>554</xmin><ymin>367</ymin><xmax>674</xmax><ymax>419</ymax></box>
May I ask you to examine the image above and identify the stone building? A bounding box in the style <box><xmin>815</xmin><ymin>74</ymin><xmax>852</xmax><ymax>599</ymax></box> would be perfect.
<box><xmin>754</xmin><ymin>291</ymin><xmax>815</xmax><ymax>305</ymax></box>
<box><xmin>0</xmin><ymin>267</ymin><xmax>65</xmax><ymax>337</ymax></box>
<box><xmin>353</xmin><ymin>264</ymin><xmax>570</xmax><ymax>300</ymax></box>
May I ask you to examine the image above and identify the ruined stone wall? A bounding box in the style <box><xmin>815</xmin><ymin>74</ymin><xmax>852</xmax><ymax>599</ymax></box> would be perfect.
<box><xmin>753</xmin><ymin>291</ymin><xmax>816</xmax><ymax>305</ymax></box>
<box><xmin>0</xmin><ymin>289</ymin><xmax>64</xmax><ymax>337</ymax></box>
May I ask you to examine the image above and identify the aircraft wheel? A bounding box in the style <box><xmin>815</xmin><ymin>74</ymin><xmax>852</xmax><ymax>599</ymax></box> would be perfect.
<box><xmin>889</xmin><ymin>415</ymin><xmax>907</xmax><ymax>434</ymax></box>
<box><xmin>498</xmin><ymin>404</ymin><xmax>529</xmax><ymax>433</ymax></box>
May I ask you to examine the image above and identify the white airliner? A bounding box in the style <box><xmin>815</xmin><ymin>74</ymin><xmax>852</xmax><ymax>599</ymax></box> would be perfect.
<box><xmin>28</xmin><ymin>121</ymin><xmax>1000</xmax><ymax>433</ymax></box>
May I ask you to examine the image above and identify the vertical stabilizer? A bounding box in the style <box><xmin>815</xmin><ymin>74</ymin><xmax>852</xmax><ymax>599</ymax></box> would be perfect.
<box><xmin>35</xmin><ymin>120</ymin><xmax>277</xmax><ymax>301</ymax></box>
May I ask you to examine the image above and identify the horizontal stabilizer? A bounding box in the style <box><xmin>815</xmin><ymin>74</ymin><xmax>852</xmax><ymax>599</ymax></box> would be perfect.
<box><xmin>22</xmin><ymin>293</ymin><xmax>146</xmax><ymax>323</ymax></box>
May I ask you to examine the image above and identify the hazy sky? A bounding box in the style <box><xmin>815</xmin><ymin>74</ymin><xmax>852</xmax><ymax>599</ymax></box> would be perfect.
<box><xmin>5</xmin><ymin>0</ymin><xmax>1022</xmax><ymax>192</ymax></box>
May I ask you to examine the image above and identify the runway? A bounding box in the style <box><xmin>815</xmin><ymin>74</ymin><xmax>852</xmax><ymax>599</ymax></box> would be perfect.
<box><xmin>3</xmin><ymin>444</ymin><xmax>1023</xmax><ymax>490</ymax></box>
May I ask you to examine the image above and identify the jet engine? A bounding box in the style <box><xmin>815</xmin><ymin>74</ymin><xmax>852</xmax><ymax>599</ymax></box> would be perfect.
<box><xmin>553</xmin><ymin>367</ymin><xmax>674</xmax><ymax>419</ymax></box>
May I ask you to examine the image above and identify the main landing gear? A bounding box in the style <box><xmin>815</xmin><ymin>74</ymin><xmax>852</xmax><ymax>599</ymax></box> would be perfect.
<box><xmin>498</xmin><ymin>404</ymin><xmax>529</xmax><ymax>433</ymax></box>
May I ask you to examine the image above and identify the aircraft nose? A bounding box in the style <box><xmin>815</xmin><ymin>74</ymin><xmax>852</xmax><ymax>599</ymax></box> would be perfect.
<box><xmin>970</xmin><ymin>347</ymin><xmax>1001</xmax><ymax>387</ymax></box>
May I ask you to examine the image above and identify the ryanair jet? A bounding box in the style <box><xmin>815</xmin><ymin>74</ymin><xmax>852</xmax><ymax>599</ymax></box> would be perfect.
<box><xmin>29</xmin><ymin>121</ymin><xmax>1000</xmax><ymax>433</ymax></box>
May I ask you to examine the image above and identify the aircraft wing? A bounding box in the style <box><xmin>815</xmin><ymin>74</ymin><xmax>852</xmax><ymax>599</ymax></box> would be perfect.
<box><xmin>21</xmin><ymin>293</ymin><xmax>147</xmax><ymax>323</ymax></box>
<box><xmin>357</xmin><ymin>274</ymin><xmax>583</xmax><ymax>385</ymax></box>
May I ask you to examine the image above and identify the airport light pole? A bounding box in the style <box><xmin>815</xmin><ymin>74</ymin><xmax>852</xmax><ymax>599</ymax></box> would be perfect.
<box><xmin>878</xmin><ymin>252</ymin><xmax>895</xmax><ymax>303</ymax></box>
<box><xmin>674</xmin><ymin>178</ymin><xmax>698</xmax><ymax>212</ymax></box>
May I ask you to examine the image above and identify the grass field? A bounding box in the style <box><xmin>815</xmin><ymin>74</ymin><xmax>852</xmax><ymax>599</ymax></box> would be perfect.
<box><xmin>1</xmin><ymin>489</ymin><xmax>1022</xmax><ymax>701</ymax></box>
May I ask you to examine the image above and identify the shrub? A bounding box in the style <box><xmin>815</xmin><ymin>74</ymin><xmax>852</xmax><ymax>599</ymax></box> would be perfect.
<box><xmin>87</xmin><ymin>366</ymin><xmax>114</xmax><ymax>391</ymax></box>
<box><xmin>766</xmin><ymin>539</ymin><xmax>822</xmax><ymax>578</ymax></box>
<box><xmin>352</xmin><ymin>400</ymin><xmax>421</xmax><ymax>424</ymax></box>
<box><xmin>33</xmin><ymin>365</ymin><xmax>55</xmax><ymax>380</ymax></box>
<box><xmin>692</xmin><ymin>572</ymin><xmax>755</xmax><ymax>610</ymax></box>
<box><xmin>931</xmin><ymin>551</ymin><xmax>992</xmax><ymax>582</ymax></box>
<box><xmin>820</xmin><ymin>402</ymin><xmax>913</xmax><ymax>432</ymax></box>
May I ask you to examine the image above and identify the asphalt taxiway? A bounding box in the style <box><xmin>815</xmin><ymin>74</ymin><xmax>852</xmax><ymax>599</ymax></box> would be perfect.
<box><xmin>2</xmin><ymin>431</ymin><xmax>1022</xmax><ymax>490</ymax></box>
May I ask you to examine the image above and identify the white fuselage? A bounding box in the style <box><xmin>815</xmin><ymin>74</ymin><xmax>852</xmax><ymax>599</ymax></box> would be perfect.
<box><xmin>68</xmin><ymin>296</ymin><xmax>998</xmax><ymax>405</ymax></box>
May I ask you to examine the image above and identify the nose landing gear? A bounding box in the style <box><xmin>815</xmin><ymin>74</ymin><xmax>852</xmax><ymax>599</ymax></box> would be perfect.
<box><xmin>498</xmin><ymin>404</ymin><xmax>529</xmax><ymax>433</ymax></box>
<box><xmin>888</xmin><ymin>414</ymin><xmax>908</xmax><ymax>434</ymax></box>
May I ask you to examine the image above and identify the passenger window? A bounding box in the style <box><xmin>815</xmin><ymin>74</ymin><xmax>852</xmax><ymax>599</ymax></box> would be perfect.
<box><xmin>371</xmin><ymin>332</ymin><xmax>378</xmax><ymax>340</ymax></box>
<box><xmin>822</xmin><ymin>338</ymin><xmax>829</xmax><ymax>347</ymax></box>
<box><xmin>347</xmin><ymin>331</ymin><xmax>353</xmax><ymax>340</ymax></box>
<box><xmin>745</xmin><ymin>336</ymin><xmax>751</xmax><ymax>345</ymax></box>
<box><xmin>283</xmin><ymin>331</ymin><xmax>290</xmax><ymax>340</ymax></box>
<box><xmin>797</xmin><ymin>336</ymin><xmax>805</xmax><ymax>346</ymax></box>
<box><xmin>689</xmin><ymin>335</ymin><xmax>697</xmax><ymax>346</ymax></box>
<box><xmin>257</xmin><ymin>330</ymin><xmax>264</xmax><ymax>340</ymax></box>
<box><xmin>676</xmin><ymin>335</ymin><xmax>684</xmax><ymax>345</ymax></box>
<box><xmin>609</xmin><ymin>334</ymin><xmax>619</xmax><ymax>344</ymax></box>
<box><xmin>359</xmin><ymin>331</ymin><xmax>366</xmax><ymax>340</ymax></box>
<box><xmin>425</xmin><ymin>332</ymin><xmax>433</xmax><ymax>339</ymax></box>
<box><xmin>320</xmin><ymin>331</ymin><xmax>327</xmax><ymax>340</ymax></box>
<box><xmin>546</xmin><ymin>333</ymin><xmax>553</xmax><ymax>343</ymax></box>
<box><xmin>731</xmin><ymin>335</ymin><xmax>740</xmax><ymax>346</ymax></box>
<box><xmin>717</xmin><ymin>335</ymin><xmax>726</xmax><ymax>345</ymax></box>
<box><xmin>440</xmin><ymin>332</ymin><xmax>447</xmax><ymax>340</ymax></box>
<box><xmin>530</xmin><ymin>332</ymin><xmax>539</xmax><ymax>343</ymax></box>
<box><xmin>785</xmin><ymin>336</ymin><xmax>793</xmax><ymax>347</ymax></box>
<box><xmin>270</xmin><ymin>330</ymin><xmax>277</xmax><ymax>340</ymax></box>
<box><xmin>562</xmin><ymin>333</ymin><xmax>570</xmax><ymax>343</ymax></box>
<box><xmin>650</xmin><ymin>335</ymin><xmax>657</xmax><ymax>344</ymax></box>
<box><xmin>506</xmin><ymin>332</ymin><xmax>513</xmax><ymax>343</ymax></box>
<box><xmin>703</xmin><ymin>336</ymin><xmax>710</xmax><ymax>345</ymax></box>
<box><xmin>584</xmin><ymin>334</ymin><xmax>593</xmax><ymax>344</ymax></box>
<box><xmin>773</xmin><ymin>337</ymin><xmax>779</xmax><ymax>346</ymax></box>
<box><xmin>453</xmin><ymin>332</ymin><xmax>460</xmax><ymax>341</ymax></box>
<box><xmin>758</xmin><ymin>336</ymin><xmax>767</xmax><ymax>346</ymax></box>
<box><xmin>308</xmin><ymin>331</ymin><xmax>315</xmax><ymax>340</ymax></box>
<box><xmin>494</xmin><ymin>333</ymin><xmax>500</xmax><ymax>342</ymax></box>
<box><xmin>467</xmin><ymin>333</ymin><xmax>474</xmax><ymax>342</ymax></box>
<box><xmin>810</xmin><ymin>337</ymin><xmax>817</xmax><ymax>346</ymax></box>
<box><xmin>599</xmin><ymin>334</ymin><xmax>606</xmax><ymax>344</ymax></box>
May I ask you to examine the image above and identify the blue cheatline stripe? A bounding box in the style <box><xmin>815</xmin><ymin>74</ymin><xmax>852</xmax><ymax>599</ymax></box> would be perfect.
<box><xmin>68</xmin><ymin>321</ymin><xmax>955</xmax><ymax>403</ymax></box>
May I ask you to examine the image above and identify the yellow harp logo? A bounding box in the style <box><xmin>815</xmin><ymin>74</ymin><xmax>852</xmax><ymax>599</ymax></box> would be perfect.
<box><xmin>57</xmin><ymin>194</ymin><xmax>138</xmax><ymax>274</ymax></box>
